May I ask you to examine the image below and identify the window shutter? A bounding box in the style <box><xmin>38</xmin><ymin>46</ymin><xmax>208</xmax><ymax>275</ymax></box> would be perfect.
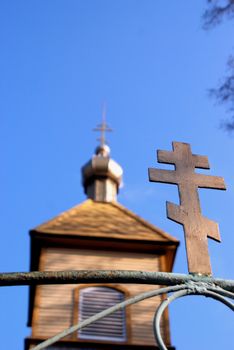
<box><xmin>78</xmin><ymin>287</ymin><xmax>126</xmax><ymax>342</ymax></box>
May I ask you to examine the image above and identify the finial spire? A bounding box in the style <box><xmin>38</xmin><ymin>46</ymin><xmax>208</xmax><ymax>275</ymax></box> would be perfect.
<box><xmin>82</xmin><ymin>107</ymin><xmax>123</xmax><ymax>202</ymax></box>
<box><xmin>93</xmin><ymin>103</ymin><xmax>112</xmax><ymax>147</ymax></box>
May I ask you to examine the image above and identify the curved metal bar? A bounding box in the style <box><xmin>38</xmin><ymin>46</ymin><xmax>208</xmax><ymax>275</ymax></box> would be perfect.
<box><xmin>184</xmin><ymin>280</ymin><xmax>234</xmax><ymax>300</ymax></box>
<box><xmin>207</xmin><ymin>285</ymin><xmax>234</xmax><ymax>300</ymax></box>
<box><xmin>32</xmin><ymin>284</ymin><xmax>187</xmax><ymax>350</ymax></box>
<box><xmin>153</xmin><ymin>288</ymin><xmax>234</xmax><ymax>350</ymax></box>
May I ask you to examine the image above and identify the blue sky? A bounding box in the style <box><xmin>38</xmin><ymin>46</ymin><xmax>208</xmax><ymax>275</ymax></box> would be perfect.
<box><xmin>0</xmin><ymin>1</ymin><xmax>233</xmax><ymax>349</ymax></box>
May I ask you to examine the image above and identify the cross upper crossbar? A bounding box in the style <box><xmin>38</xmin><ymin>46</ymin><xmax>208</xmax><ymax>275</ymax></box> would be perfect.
<box><xmin>149</xmin><ymin>141</ymin><xmax>226</xmax><ymax>275</ymax></box>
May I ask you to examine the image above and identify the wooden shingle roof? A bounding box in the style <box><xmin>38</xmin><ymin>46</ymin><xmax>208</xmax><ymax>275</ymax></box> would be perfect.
<box><xmin>33</xmin><ymin>199</ymin><xmax>178</xmax><ymax>243</ymax></box>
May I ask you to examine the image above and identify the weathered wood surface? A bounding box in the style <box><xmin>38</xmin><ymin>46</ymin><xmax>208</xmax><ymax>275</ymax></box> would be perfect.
<box><xmin>32</xmin><ymin>247</ymin><xmax>169</xmax><ymax>346</ymax></box>
<box><xmin>149</xmin><ymin>141</ymin><xmax>226</xmax><ymax>275</ymax></box>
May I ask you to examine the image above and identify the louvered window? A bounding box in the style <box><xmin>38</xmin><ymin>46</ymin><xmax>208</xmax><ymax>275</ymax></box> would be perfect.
<box><xmin>78</xmin><ymin>286</ymin><xmax>126</xmax><ymax>342</ymax></box>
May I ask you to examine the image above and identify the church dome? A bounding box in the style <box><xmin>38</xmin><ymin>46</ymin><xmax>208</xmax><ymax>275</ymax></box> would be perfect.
<box><xmin>82</xmin><ymin>144</ymin><xmax>123</xmax><ymax>202</ymax></box>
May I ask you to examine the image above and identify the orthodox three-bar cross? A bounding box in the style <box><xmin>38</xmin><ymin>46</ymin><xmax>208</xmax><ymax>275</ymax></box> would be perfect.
<box><xmin>149</xmin><ymin>142</ymin><xmax>226</xmax><ymax>275</ymax></box>
<box><xmin>93</xmin><ymin>103</ymin><xmax>112</xmax><ymax>146</ymax></box>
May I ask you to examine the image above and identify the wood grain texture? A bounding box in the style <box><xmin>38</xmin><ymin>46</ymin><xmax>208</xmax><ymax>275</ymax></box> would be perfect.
<box><xmin>149</xmin><ymin>141</ymin><xmax>226</xmax><ymax>275</ymax></box>
<box><xmin>32</xmin><ymin>247</ymin><xmax>169</xmax><ymax>346</ymax></box>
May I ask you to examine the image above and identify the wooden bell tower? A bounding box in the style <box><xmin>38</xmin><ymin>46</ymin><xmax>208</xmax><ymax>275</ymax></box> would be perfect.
<box><xmin>25</xmin><ymin>141</ymin><xmax>179</xmax><ymax>350</ymax></box>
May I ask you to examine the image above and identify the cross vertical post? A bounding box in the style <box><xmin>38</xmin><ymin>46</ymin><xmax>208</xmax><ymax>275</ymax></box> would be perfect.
<box><xmin>93</xmin><ymin>103</ymin><xmax>112</xmax><ymax>146</ymax></box>
<box><xmin>149</xmin><ymin>141</ymin><xmax>226</xmax><ymax>275</ymax></box>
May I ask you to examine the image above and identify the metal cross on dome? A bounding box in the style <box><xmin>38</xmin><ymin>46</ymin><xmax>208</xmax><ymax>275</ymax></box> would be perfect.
<box><xmin>93</xmin><ymin>103</ymin><xmax>112</xmax><ymax>146</ymax></box>
<box><xmin>149</xmin><ymin>141</ymin><xmax>226</xmax><ymax>275</ymax></box>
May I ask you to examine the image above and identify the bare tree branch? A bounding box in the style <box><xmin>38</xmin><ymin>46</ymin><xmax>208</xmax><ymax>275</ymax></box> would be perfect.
<box><xmin>203</xmin><ymin>1</ymin><xmax>234</xmax><ymax>131</ymax></box>
<box><xmin>203</xmin><ymin>0</ymin><xmax>234</xmax><ymax>29</ymax></box>
<box><xmin>209</xmin><ymin>57</ymin><xmax>234</xmax><ymax>130</ymax></box>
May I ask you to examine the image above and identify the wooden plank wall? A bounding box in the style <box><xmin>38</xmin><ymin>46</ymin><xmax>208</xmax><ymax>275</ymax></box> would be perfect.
<box><xmin>32</xmin><ymin>247</ymin><xmax>169</xmax><ymax>346</ymax></box>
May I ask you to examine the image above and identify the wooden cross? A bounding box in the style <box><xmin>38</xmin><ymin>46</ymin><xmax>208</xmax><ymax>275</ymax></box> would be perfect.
<box><xmin>93</xmin><ymin>103</ymin><xmax>112</xmax><ymax>146</ymax></box>
<box><xmin>149</xmin><ymin>141</ymin><xmax>226</xmax><ymax>275</ymax></box>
